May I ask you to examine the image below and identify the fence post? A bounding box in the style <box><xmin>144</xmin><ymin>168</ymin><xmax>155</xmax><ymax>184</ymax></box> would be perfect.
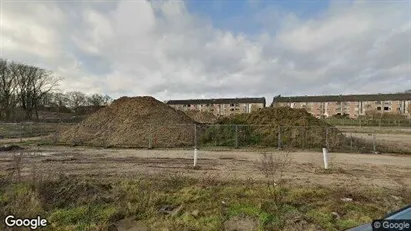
<box><xmin>20</xmin><ymin>123</ymin><xmax>23</xmax><ymax>143</ymax></box>
<box><xmin>359</xmin><ymin>119</ymin><xmax>362</xmax><ymax>127</ymax></box>
<box><xmin>148</xmin><ymin>124</ymin><xmax>153</xmax><ymax>149</ymax></box>
<box><xmin>325</xmin><ymin>127</ymin><xmax>329</xmax><ymax>150</ymax></box>
<box><xmin>277</xmin><ymin>126</ymin><xmax>281</xmax><ymax>150</ymax></box>
<box><xmin>194</xmin><ymin>124</ymin><xmax>197</xmax><ymax>149</ymax></box>
<box><xmin>322</xmin><ymin>148</ymin><xmax>329</xmax><ymax>169</ymax></box>
<box><xmin>193</xmin><ymin>147</ymin><xmax>198</xmax><ymax>167</ymax></box>
<box><xmin>372</xmin><ymin>134</ymin><xmax>377</xmax><ymax>154</ymax></box>
<box><xmin>301</xmin><ymin>127</ymin><xmax>304</xmax><ymax>149</ymax></box>
<box><xmin>350</xmin><ymin>133</ymin><xmax>353</xmax><ymax>151</ymax></box>
<box><xmin>234</xmin><ymin>125</ymin><xmax>238</xmax><ymax>149</ymax></box>
<box><xmin>54</xmin><ymin>122</ymin><xmax>59</xmax><ymax>144</ymax></box>
<box><xmin>214</xmin><ymin>124</ymin><xmax>217</xmax><ymax>147</ymax></box>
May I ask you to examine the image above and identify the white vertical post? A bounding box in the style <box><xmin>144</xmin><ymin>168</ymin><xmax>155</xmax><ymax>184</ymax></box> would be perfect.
<box><xmin>193</xmin><ymin>148</ymin><xmax>198</xmax><ymax>167</ymax></box>
<box><xmin>322</xmin><ymin>148</ymin><xmax>329</xmax><ymax>169</ymax></box>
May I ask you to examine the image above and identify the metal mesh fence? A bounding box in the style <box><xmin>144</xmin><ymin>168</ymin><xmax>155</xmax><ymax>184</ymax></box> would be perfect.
<box><xmin>0</xmin><ymin>122</ymin><xmax>410</xmax><ymax>154</ymax></box>
<box><xmin>323</xmin><ymin>118</ymin><xmax>411</xmax><ymax>127</ymax></box>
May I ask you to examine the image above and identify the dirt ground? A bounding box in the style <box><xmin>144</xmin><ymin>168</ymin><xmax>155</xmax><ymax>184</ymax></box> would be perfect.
<box><xmin>1</xmin><ymin>146</ymin><xmax>410</xmax><ymax>190</ymax></box>
<box><xmin>345</xmin><ymin>132</ymin><xmax>411</xmax><ymax>152</ymax></box>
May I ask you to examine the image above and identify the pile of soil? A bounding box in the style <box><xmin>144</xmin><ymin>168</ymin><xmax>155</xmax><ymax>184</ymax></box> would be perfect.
<box><xmin>184</xmin><ymin>110</ymin><xmax>218</xmax><ymax>124</ymax></box>
<box><xmin>57</xmin><ymin>97</ymin><xmax>197</xmax><ymax>148</ymax></box>
<box><xmin>200</xmin><ymin>107</ymin><xmax>346</xmax><ymax>149</ymax></box>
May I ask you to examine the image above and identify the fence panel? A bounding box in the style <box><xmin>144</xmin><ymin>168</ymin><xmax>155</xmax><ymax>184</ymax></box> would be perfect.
<box><xmin>324</xmin><ymin>118</ymin><xmax>411</xmax><ymax>128</ymax></box>
<box><xmin>1</xmin><ymin>122</ymin><xmax>410</xmax><ymax>154</ymax></box>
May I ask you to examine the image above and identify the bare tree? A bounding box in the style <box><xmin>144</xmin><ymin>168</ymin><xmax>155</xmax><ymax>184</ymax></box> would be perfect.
<box><xmin>103</xmin><ymin>94</ymin><xmax>113</xmax><ymax>105</ymax></box>
<box><xmin>66</xmin><ymin>91</ymin><xmax>87</xmax><ymax>112</ymax></box>
<box><xmin>86</xmin><ymin>93</ymin><xmax>113</xmax><ymax>107</ymax></box>
<box><xmin>53</xmin><ymin>92</ymin><xmax>70</xmax><ymax>108</ymax></box>
<box><xmin>0</xmin><ymin>59</ymin><xmax>18</xmax><ymax>120</ymax></box>
<box><xmin>87</xmin><ymin>93</ymin><xmax>105</xmax><ymax>107</ymax></box>
<box><xmin>11</xmin><ymin>62</ymin><xmax>59</xmax><ymax>120</ymax></box>
<box><xmin>38</xmin><ymin>92</ymin><xmax>54</xmax><ymax>108</ymax></box>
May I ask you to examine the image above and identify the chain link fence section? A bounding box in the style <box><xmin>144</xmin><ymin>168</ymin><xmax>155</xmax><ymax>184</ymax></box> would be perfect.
<box><xmin>0</xmin><ymin>122</ymin><xmax>410</xmax><ymax>154</ymax></box>
<box><xmin>0</xmin><ymin>122</ymin><xmax>76</xmax><ymax>145</ymax></box>
<box><xmin>324</xmin><ymin>118</ymin><xmax>411</xmax><ymax>128</ymax></box>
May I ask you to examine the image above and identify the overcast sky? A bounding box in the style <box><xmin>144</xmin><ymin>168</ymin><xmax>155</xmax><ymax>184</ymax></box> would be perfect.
<box><xmin>1</xmin><ymin>0</ymin><xmax>410</xmax><ymax>102</ymax></box>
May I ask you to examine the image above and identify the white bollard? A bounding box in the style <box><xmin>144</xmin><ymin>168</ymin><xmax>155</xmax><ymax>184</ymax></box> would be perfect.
<box><xmin>194</xmin><ymin>148</ymin><xmax>198</xmax><ymax>167</ymax></box>
<box><xmin>322</xmin><ymin>148</ymin><xmax>329</xmax><ymax>169</ymax></box>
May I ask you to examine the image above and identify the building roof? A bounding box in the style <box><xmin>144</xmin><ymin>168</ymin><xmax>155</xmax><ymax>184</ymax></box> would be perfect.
<box><xmin>166</xmin><ymin>97</ymin><xmax>266</xmax><ymax>105</ymax></box>
<box><xmin>272</xmin><ymin>93</ymin><xmax>411</xmax><ymax>103</ymax></box>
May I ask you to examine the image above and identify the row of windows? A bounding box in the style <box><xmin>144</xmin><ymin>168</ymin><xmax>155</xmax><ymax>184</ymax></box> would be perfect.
<box><xmin>182</xmin><ymin>103</ymin><xmax>243</xmax><ymax>107</ymax></box>
<box><xmin>291</xmin><ymin>101</ymin><xmax>403</xmax><ymax>107</ymax></box>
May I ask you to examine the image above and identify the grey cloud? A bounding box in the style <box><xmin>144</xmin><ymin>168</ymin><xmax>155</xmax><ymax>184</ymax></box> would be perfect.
<box><xmin>1</xmin><ymin>0</ymin><xmax>410</xmax><ymax>100</ymax></box>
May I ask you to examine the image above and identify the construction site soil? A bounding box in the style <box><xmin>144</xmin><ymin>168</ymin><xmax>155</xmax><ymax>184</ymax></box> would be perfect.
<box><xmin>56</xmin><ymin>99</ymin><xmax>366</xmax><ymax>151</ymax></box>
<box><xmin>57</xmin><ymin>97</ymin><xmax>198</xmax><ymax>148</ymax></box>
<box><xmin>184</xmin><ymin>110</ymin><xmax>218</xmax><ymax>124</ymax></box>
<box><xmin>2</xmin><ymin>146</ymin><xmax>410</xmax><ymax>190</ymax></box>
<box><xmin>201</xmin><ymin>107</ymin><xmax>346</xmax><ymax>148</ymax></box>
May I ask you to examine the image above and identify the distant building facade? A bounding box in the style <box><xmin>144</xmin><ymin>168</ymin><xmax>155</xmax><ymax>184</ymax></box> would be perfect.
<box><xmin>166</xmin><ymin>97</ymin><xmax>266</xmax><ymax>116</ymax></box>
<box><xmin>271</xmin><ymin>93</ymin><xmax>411</xmax><ymax>118</ymax></box>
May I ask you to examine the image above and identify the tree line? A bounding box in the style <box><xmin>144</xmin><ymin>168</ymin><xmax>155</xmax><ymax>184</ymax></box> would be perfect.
<box><xmin>0</xmin><ymin>59</ymin><xmax>112</xmax><ymax>121</ymax></box>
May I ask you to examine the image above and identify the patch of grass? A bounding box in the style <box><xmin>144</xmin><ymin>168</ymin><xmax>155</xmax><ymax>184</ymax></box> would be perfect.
<box><xmin>0</xmin><ymin>176</ymin><xmax>409</xmax><ymax>231</ymax></box>
<box><xmin>48</xmin><ymin>204</ymin><xmax>120</xmax><ymax>229</ymax></box>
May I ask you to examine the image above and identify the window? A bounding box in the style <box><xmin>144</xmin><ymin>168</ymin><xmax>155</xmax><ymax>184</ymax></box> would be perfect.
<box><xmin>377</xmin><ymin>107</ymin><xmax>382</xmax><ymax>111</ymax></box>
<box><xmin>230</xmin><ymin>108</ymin><xmax>234</xmax><ymax>111</ymax></box>
<box><xmin>384</xmin><ymin>107</ymin><xmax>389</xmax><ymax>111</ymax></box>
<box><xmin>376</xmin><ymin>101</ymin><xmax>382</xmax><ymax>104</ymax></box>
<box><xmin>230</xmin><ymin>104</ymin><xmax>235</xmax><ymax>107</ymax></box>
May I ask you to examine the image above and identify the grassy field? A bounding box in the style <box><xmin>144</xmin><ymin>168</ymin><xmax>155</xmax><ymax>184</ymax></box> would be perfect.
<box><xmin>0</xmin><ymin>174</ymin><xmax>409</xmax><ymax>231</ymax></box>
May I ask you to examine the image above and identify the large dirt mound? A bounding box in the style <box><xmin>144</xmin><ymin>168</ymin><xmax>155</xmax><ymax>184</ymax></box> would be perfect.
<box><xmin>57</xmin><ymin>97</ymin><xmax>197</xmax><ymax>148</ymax></box>
<box><xmin>217</xmin><ymin>107</ymin><xmax>328</xmax><ymax>126</ymax></box>
<box><xmin>184</xmin><ymin>110</ymin><xmax>218</xmax><ymax>124</ymax></box>
<box><xmin>200</xmin><ymin>107</ymin><xmax>346</xmax><ymax>149</ymax></box>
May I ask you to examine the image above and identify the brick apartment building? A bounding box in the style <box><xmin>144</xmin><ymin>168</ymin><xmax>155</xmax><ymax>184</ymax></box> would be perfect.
<box><xmin>165</xmin><ymin>97</ymin><xmax>266</xmax><ymax>116</ymax></box>
<box><xmin>271</xmin><ymin>93</ymin><xmax>411</xmax><ymax>118</ymax></box>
